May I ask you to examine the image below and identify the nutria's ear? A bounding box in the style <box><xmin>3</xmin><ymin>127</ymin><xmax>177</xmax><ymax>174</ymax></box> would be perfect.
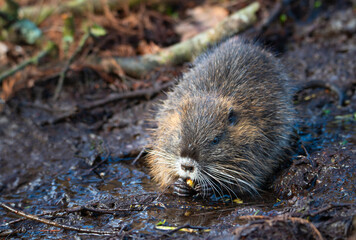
<box><xmin>228</xmin><ymin>108</ymin><xmax>238</xmax><ymax>126</ymax></box>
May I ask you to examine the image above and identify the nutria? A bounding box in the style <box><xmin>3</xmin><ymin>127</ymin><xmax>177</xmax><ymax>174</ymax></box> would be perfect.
<box><xmin>146</xmin><ymin>38</ymin><xmax>295</xmax><ymax>199</ymax></box>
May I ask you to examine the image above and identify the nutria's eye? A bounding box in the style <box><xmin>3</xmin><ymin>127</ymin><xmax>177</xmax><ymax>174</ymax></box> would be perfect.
<box><xmin>228</xmin><ymin>108</ymin><xmax>238</xmax><ymax>126</ymax></box>
<box><xmin>211</xmin><ymin>136</ymin><xmax>221</xmax><ymax>145</ymax></box>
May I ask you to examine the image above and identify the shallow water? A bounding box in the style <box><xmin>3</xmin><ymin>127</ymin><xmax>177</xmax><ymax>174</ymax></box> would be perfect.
<box><xmin>1</xmin><ymin>110</ymin><xmax>354</xmax><ymax>239</ymax></box>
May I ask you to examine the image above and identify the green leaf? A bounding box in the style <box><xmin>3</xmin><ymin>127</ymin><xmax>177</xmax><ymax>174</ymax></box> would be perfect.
<box><xmin>322</xmin><ymin>109</ymin><xmax>331</xmax><ymax>115</ymax></box>
<box><xmin>314</xmin><ymin>0</ymin><xmax>322</xmax><ymax>8</ymax></box>
<box><xmin>63</xmin><ymin>14</ymin><xmax>75</xmax><ymax>43</ymax></box>
<box><xmin>62</xmin><ymin>14</ymin><xmax>75</xmax><ymax>55</ymax></box>
<box><xmin>90</xmin><ymin>24</ymin><xmax>107</xmax><ymax>37</ymax></box>
<box><xmin>155</xmin><ymin>225</ymin><xmax>211</xmax><ymax>233</ymax></box>
<box><xmin>280</xmin><ymin>14</ymin><xmax>287</xmax><ymax>23</ymax></box>
<box><xmin>156</xmin><ymin>219</ymin><xmax>166</xmax><ymax>226</ymax></box>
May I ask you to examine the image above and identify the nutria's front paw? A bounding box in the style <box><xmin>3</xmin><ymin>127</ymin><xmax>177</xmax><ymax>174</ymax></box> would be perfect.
<box><xmin>173</xmin><ymin>178</ymin><xmax>195</xmax><ymax>197</ymax></box>
<box><xmin>194</xmin><ymin>182</ymin><xmax>213</xmax><ymax>198</ymax></box>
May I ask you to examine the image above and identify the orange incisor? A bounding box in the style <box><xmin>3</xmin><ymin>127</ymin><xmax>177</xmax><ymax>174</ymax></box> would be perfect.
<box><xmin>186</xmin><ymin>179</ymin><xmax>194</xmax><ymax>188</ymax></box>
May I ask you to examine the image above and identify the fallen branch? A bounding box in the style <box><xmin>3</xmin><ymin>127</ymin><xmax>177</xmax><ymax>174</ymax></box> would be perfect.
<box><xmin>0</xmin><ymin>41</ymin><xmax>56</xmax><ymax>84</ymax></box>
<box><xmin>0</xmin><ymin>202</ymin><xmax>120</xmax><ymax>235</ymax></box>
<box><xmin>87</xmin><ymin>2</ymin><xmax>260</xmax><ymax>78</ymax></box>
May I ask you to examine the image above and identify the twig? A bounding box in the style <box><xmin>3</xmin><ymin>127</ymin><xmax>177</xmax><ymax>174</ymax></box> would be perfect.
<box><xmin>0</xmin><ymin>202</ymin><xmax>119</xmax><ymax>235</ymax></box>
<box><xmin>0</xmin><ymin>42</ymin><xmax>56</xmax><ymax>83</ymax></box>
<box><xmin>131</xmin><ymin>147</ymin><xmax>146</xmax><ymax>165</ymax></box>
<box><xmin>306</xmin><ymin>203</ymin><xmax>354</xmax><ymax>217</ymax></box>
<box><xmin>40</xmin><ymin>81</ymin><xmax>174</xmax><ymax>125</ymax></box>
<box><xmin>53</xmin><ymin>32</ymin><xmax>91</xmax><ymax>100</ymax></box>
<box><xmin>301</xmin><ymin>143</ymin><xmax>316</xmax><ymax>168</ymax></box>
<box><xmin>1</xmin><ymin>199</ymin><xmax>157</xmax><ymax>228</ymax></box>
<box><xmin>1</xmin><ymin>206</ymin><xmax>83</xmax><ymax>227</ymax></box>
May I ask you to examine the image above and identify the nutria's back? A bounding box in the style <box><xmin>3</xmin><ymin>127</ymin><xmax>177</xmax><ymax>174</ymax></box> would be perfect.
<box><xmin>147</xmin><ymin>39</ymin><xmax>294</xmax><ymax>198</ymax></box>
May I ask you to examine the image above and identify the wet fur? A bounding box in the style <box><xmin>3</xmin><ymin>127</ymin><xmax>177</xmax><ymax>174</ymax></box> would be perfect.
<box><xmin>147</xmin><ymin>39</ymin><xmax>295</xmax><ymax>198</ymax></box>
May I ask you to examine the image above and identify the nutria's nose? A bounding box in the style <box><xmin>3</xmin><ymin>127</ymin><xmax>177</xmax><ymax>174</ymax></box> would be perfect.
<box><xmin>181</xmin><ymin>164</ymin><xmax>194</xmax><ymax>172</ymax></box>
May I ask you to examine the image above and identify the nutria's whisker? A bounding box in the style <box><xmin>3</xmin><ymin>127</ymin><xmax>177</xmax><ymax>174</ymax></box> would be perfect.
<box><xmin>202</xmin><ymin>169</ymin><xmax>237</xmax><ymax>200</ymax></box>
<box><xmin>206</xmin><ymin>168</ymin><xmax>248</xmax><ymax>197</ymax></box>
<box><xmin>199</xmin><ymin>170</ymin><xmax>224</xmax><ymax>199</ymax></box>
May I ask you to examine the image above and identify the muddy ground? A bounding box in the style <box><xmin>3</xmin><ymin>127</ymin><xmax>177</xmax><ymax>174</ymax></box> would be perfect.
<box><xmin>0</xmin><ymin>0</ymin><xmax>355</xmax><ymax>239</ymax></box>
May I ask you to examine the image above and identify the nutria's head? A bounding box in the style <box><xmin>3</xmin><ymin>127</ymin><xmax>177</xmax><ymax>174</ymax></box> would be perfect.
<box><xmin>147</xmin><ymin>92</ymin><xmax>287</xmax><ymax>198</ymax></box>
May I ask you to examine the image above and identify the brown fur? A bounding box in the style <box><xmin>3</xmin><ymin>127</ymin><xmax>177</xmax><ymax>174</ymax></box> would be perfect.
<box><xmin>147</xmin><ymin>39</ymin><xmax>295</xmax><ymax>197</ymax></box>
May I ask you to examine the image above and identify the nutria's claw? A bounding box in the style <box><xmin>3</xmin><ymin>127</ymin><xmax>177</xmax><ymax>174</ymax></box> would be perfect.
<box><xmin>173</xmin><ymin>178</ymin><xmax>195</xmax><ymax>197</ymax></box>
<box><xmin>194</xmin><ymin>183</ymin><xmax>213</xmax><ymax>198</ymax></box>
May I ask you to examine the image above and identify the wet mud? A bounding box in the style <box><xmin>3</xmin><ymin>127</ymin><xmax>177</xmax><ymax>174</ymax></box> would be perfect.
<box><xmin>0</xmin><ymin>1</ymin><xmax>355</xmax><ymax>239</ymax></box>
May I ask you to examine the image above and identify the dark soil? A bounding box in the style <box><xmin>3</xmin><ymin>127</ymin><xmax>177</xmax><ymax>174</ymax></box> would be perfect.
<box><xmin>0</xmin><ymin>0</ymin><xmax>355</xmax><ymax>239</ymax></box>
